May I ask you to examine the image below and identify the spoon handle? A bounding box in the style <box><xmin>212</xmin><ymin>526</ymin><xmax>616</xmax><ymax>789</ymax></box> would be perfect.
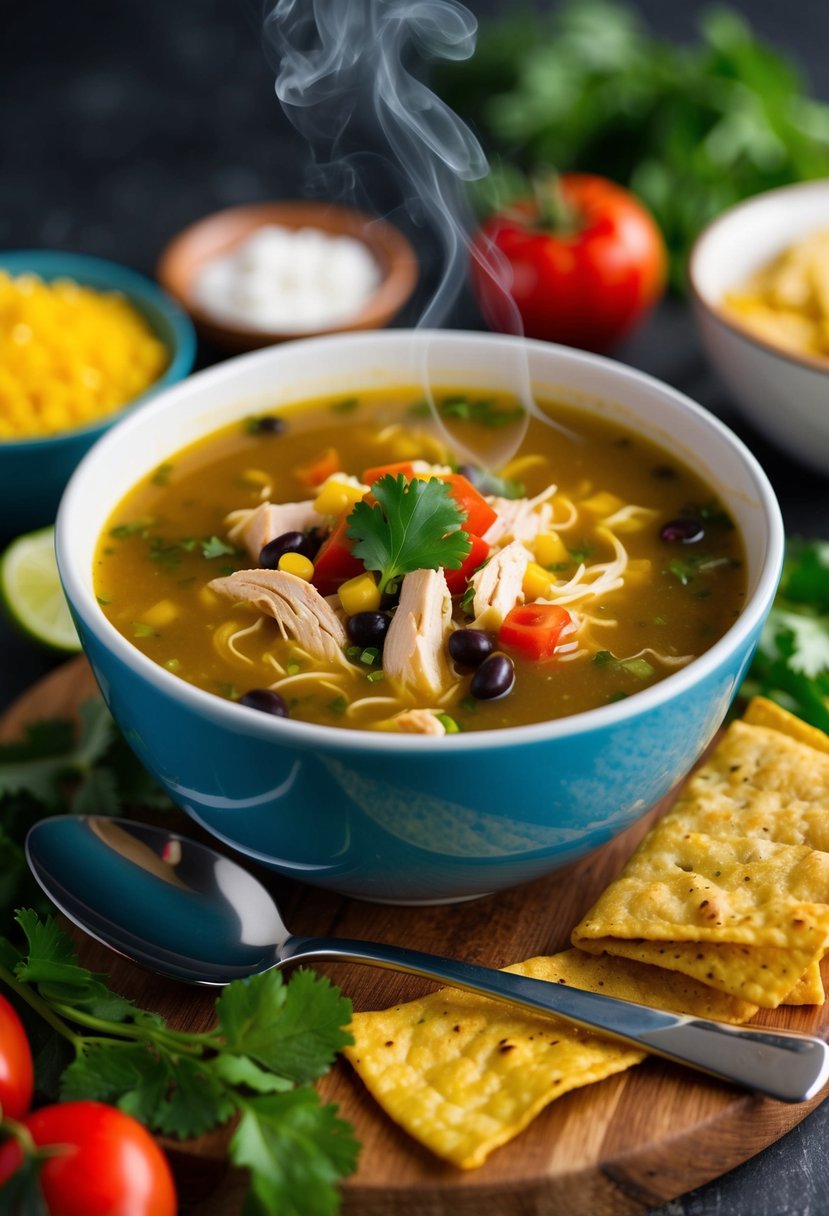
<box><xmin>283</xmin><ymin>935</ymin><xmax>829</xmax><ymax>1103</ymax></box>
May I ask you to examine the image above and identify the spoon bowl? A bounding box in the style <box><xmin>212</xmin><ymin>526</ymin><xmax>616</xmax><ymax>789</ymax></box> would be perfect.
<box><xmin>25</xmin><ymin>815</ymin><xmax>829</xmax><ymax>1105</ymax></box>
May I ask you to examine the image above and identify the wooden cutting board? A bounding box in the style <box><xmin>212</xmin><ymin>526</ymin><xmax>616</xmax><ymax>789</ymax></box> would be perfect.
<box><xmin>3</xmin><ymin>656</ymin><xmax>828</xmax><ymax>1216</ymax></box>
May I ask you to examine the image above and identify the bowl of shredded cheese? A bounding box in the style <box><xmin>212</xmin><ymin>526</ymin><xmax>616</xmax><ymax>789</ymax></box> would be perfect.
<box><xmin>156</xmin><ymin>200</ymin><xmax>419</xmax><ymax>352</ymax></box>
<box><xmin>0</xmin><ymin>250</ymin><xmax>196</xmax><ymax>537</ymax></box>
<box><xmin>689</xmin><ymin>179</ymin><xmax>829</xmax><ymax>473</ymax></box>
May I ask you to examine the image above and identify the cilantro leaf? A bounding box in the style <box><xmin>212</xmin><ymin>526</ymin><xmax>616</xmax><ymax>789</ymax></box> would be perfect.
<box><xmin>210</xmin><ymin>1054</ymin><xmax>293</xmax><ymax>1094</ymax></box>
<box><xmin>217</xmin><ymin>969</ymin><xmax>353</xmax><ymax>1083</ymax></box>
<box><xmin>14</xmin><ymin>911</ymin><xmax>137</xmax><ymax>1022</ymax></box>
<box><xmin>230</xmin><ymin>1090</ymin><xmax>359</xmax><ymax>1216</ymax></box>
<box><xmin>346</xmin><ymin>474</ymin><xmax>471</xmax><ymax>595</ymax></box>
<box><xmin>742</xmin><ymin>539</ymin><xmax>829</xmax><ymax>731</ymax></box>
<box><xmin>202</xmin><ymin>535</ymin><xmax>237</xmax><ymax>560</ymax></box>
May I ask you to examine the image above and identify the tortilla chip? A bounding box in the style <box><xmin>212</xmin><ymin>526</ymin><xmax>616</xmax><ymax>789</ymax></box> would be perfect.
<box><xmin>784</xmin><ymin>961</ymin><xmax>825</xmax><ymax>1005</ymax></box>
<box><xmin>744</xmin><ymin>695</ymin><xmax>829</xmax><ymax>754</ymax></box>
<box><xmin>344</xmin><ymin>949</ymin><xmax>755</xmax><ymax>1169</ymax></box>
<box><xmin>573</xmin><ymin>702</ymin><xmax>829</xmax><ymax>1007</ymax></box>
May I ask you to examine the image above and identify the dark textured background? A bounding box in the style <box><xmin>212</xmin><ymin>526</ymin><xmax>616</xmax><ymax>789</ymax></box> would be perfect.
<box><xmin>2</xmin><ymin>3</ymin><xmax>829</xmax><ymax>1212</ymax></box>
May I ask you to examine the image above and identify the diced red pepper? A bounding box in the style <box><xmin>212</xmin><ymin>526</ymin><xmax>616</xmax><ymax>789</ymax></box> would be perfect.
<box><xmin>498</xmin><ymin>603</ymin><xmax>572</xmax><ymax>661</ymax></box>
<box><xmin>311</xmin><ymin>518</ymin><xmax>365</xmax><ymax>595</ymax></box>
<box><xmin>438</xmin><ymin>474</ymin><xmax>499</xmax><ymax>537</ymax></box>
<box><xmin>361</xmin><ymin>461</ymin><xmax>417</xmax><ymax>485</ymax></box>
<box><xmin>443</xmin><ymin>534</ymin><xmax>490</xmax><ymax>595</ymax></box>
<box><xmin>297</xmin><ymin>447</ymin><xmax>341</xmax><ymax>487</ymax></box>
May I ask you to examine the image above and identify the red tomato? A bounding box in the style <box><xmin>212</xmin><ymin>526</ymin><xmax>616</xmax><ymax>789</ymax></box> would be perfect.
<box><xmin>443</xmin><ymin>533</ymin><xmax>490</xmax><ymax>595</ymax></box>
<box><xmin>312</xmin><ymin>516</ymin><xmax>365</xmax><ymax>595</ymax></box>
<box><xmin>0</xmin><ymin>992</ymin><xmax>33</xmax><ymax>1121</ymax></box>
<box><xmin>361</xmin><ymin>460</ymin><xmax>416</xmax><ymax>485</ymax></box>
<box><xmin>0</xmin><ymin>1101</ymin><xmax>177</xmax><ymax>1216</ymax></box>
<box><xmin>437</xmin><ymin>474</ymin><xmax>498</xmax><ymax>538</ymax></box>
<box><xmin>470</xmin><ymin>174</ymin><xmax>666</xmax><ymax>352</ymax></box>
<box><xmin>499</xmin><ymin>603</ymin><xmax>572</xmax><ymax>661</ymax></box>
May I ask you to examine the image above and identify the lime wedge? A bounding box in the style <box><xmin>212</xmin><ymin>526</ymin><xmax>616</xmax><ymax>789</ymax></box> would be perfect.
<box><xmin>0</xmin><ymin>526</ymin><xmax>81</xmax><ymax>652</ymax></box>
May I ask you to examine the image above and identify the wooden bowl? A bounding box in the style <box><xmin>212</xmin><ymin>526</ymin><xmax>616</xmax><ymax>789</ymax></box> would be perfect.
<box><xmin>156</xmin><ymin>200</ymin><xmax>419</xmax><ymax>352</ymax></box>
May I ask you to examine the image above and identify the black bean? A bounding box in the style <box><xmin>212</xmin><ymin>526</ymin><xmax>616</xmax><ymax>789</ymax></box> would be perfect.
<box><xmin>239</xmin><ymin>689</ymin><xmax>289</xmax><ymax>716</ymax></box>
<box><xmin>470</xmin><ymin>652</ymin><xmax>515</xmax><ymax>700</ymax></box>
<box><xmin>660</xmin><ymin>518</ymin><xmax>704</xmax><ymax>544</ymax></box>
<box><xmin>448</xmin><ymin>628</ymin><xmax>494</xmax><ymax>667</ymax></box>
<box><xmin>346</xmin><ymin>611</ymin><xmax>390</xmax><ymax>649</ymax></box>
<box><xmin>259</xmin><ymin>531</ymin><xmax>315</xmax><ymax>568</ymax></box>
<box><xmin>251</xmin><ymin>415</ymin><xmax>285</xmax><ymax>434</ymax></box>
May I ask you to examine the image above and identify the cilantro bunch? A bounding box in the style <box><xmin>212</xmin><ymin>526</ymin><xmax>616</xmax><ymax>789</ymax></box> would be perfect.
<box><xmin>1</xmin><ymin>912</ymin><xmax>358</xmax><ymax>1214</ymax></box>
<box><xmin>741</xmin><ymin>539</ymin><xmax>829</xmax><ymax>732</ymax></box>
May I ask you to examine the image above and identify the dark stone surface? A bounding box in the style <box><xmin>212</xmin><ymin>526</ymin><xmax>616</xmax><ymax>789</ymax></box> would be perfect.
<box><xmin>3</xmin><ymin>3</ymin><xmax>829</xmax><ymax>1213</ymax></box>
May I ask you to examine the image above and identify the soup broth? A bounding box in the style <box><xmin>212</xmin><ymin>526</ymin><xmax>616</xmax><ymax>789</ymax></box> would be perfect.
<box><xmin>94</xmin><ymin>388</ymin><xmax>746</xmax><ymax>734</ymax></box>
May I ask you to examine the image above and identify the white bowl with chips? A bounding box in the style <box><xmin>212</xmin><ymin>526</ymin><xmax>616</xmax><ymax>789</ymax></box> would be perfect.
<box><xmin>690</xmin><ymin>179</ymin><xmax>829</xmax><ymax>473</ymax></box>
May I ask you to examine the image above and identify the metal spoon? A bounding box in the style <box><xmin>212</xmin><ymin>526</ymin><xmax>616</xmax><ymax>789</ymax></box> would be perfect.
<box><xmin>25</xmin><ymin>815</ymin><xmax>829</xmax><ymax>1104</ymax></box>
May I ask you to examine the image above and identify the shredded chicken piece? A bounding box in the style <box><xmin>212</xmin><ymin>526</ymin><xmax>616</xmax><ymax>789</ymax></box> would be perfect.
<box><xmin>393</xmin><ymin>708</ymin><xmax>447</xmax><ymax>736</ymax></box>
<box><xmin>225</xmin><ymin>500</ymin><xmax>323</xmax><ymax>562</ymax></box>
<box><xmin>383</xmin><ymin>569</ymin><xmax>453</xmax><ymax>698</ymax></box>
<box><xmin>470</xmin><ymin>541</ymin><xmax>530</xmax><ymax>628</ymax></box>
<box><xmin>483</xmin><ymin>484</ymin><xmax>558</xmax><ymax>546</ymax></box>
<box><xmin>209</xmin><ymin>569</ymin><xmax>346</xmax><ymax>664</ymax></box>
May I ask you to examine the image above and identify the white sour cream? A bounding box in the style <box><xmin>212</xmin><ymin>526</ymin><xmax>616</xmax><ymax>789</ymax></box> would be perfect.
<box><xmin>193</xmin><ymin>224</ymin><xmax>382</xmax><ymax>332</ymax></box>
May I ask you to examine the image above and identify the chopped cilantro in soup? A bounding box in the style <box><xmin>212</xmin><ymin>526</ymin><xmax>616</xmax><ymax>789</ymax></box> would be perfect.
<box><xmin>94</xmin><ymin>388</ymin><xmax>746</xmax><ymax>733</ymax></box>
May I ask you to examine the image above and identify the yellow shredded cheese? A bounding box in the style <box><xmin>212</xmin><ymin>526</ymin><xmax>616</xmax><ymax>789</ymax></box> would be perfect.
<box><xmin>0</xmin><ymin>271</ymin><xmax>169</xmax><ymax>439</ymax></box>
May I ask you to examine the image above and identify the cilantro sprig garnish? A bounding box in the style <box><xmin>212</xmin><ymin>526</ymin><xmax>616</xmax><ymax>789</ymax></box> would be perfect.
<box><xmin>1</xmin><ymin>912</ymin><xmax>358</xmax><ymax>1214</ymax></box>
<box><xmin>346</xmin><ymin>474</ymin><xmax>471</xmax><ymax>596</ymax></box>
<box><xmin>741</xmin><ymin>539</ymin><xmax>829</xmax><ymax>732</ymax></box>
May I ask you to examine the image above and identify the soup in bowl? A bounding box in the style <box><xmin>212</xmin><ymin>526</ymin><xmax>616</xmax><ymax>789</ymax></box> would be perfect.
<box><xmin>57</xmin><ymin>331</ymin><xmax>783</xmax><ymax>903</ymax></box>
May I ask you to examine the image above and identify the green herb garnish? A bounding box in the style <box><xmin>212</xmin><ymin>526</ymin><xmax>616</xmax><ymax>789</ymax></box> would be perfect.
<box><xmin>150</xmin><ymin>462</ymin><xmax>174</xmax><ymax>486</ymax></box>
<box><xmin>330</xmin><ymin>396</ymin><xmax>359</xmax><ymax>414</ymax></box>
<box><xmin>201</xmin><ymin>535</ymin><xmax>237</xmax><ymax>560</ymax></box>
<box><xmin>440</xmin><ymin>395</ymin><xmax>525</xmax><ymax>429</ymax></box>
<box><xmin>346</xmin><ymin>474</ymin><xmax>471</xmax><ymax>596</ymax></box>
<box><xmin>0</xmin><ymin>912</ymin><xmax>358</xmax><ymax>1214</ymax></box>
<box><xmin>741</xmin><ymin>539</ymin><xmax>829</xmax><ymax>732</ymax></box>
<box><xmin>592</xmin><ymin>651</ymin><xmax>654</xmax><ymax>679</ymax></box>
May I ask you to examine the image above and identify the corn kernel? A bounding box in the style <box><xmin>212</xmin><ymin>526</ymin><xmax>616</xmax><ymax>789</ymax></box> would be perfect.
<box><xmin>313</xmin><ymin>478</ymin><xmax>366</xmax><ymax>517</ymax></box>
<box><xmin>534</xmin><ymin>531</ymin><xmax>569</xmax><ymax>567</ymax></box>
<box><xmin>501</xmin><ymin>454</ymin><xmax>549</xmax><ymax>479</ymax></box>
<box><xmin>278</xmin><ymin>552</ymin><xmax>315</xmax><ymax>581</ymax></box>
<box><xmin>338</xmin><ymin>572</ymin><xmax>381</xmax><ymax>615</ymax></box>
<box><xmin>240</xmin><ymin>468</ymin><xmax>271</xmax><ymax>488</ymax></box>
<box><xmin>523</xmin><ymin>562</ymin><xmax>554</xmax><ymax>600</ymax></box>
<box><xmin>199</xmin><ymin>586</ymin><xmax>222</xmax><ymax>611</ymax></box>
<box><xmin>141</xmin><ymin>599</ymin><xmax>179</xmax><ymax>629</ymax></box>
<box><xmin>580</xmin><ymin>491</ymin><xmax>624</xmax><ymax>518</ymax></box>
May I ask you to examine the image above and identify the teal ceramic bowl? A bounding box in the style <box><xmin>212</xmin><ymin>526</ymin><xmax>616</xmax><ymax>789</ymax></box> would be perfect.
<box><xmin>0</xmin><ymin>251</ymin><xmax>196</xmax><ymax>539</ymax></box>
<box><xmin>56</xmin><ymin>331</ymin><xmax>783</xmax><ymax>904</ymax></box>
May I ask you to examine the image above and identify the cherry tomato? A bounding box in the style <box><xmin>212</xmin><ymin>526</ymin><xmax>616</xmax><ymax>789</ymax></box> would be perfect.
<box><xmin>0</xmin><ymin>992</ymin><xmax>34</xmax><ymax>1121</ymax></box>
<box><xmin>470</xmin><ymin>173</ymin><xmax>667</xmax><ymax>352</ymax></box>
<box><xmin>0</xmin><ymin>1101</ymin><xmax>177</xmax><ymax>1216</ymax></box>
<box><xmin>499</xmin><ymin>603</ymin><xmax>572</xmax><ymax>661</ymax></box>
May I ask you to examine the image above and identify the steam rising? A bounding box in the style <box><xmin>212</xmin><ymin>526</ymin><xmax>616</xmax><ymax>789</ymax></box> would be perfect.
<box><xmin>262</xmin><ymin>0</ymin><xmax>545</xmax><ymax>465</ymax></box>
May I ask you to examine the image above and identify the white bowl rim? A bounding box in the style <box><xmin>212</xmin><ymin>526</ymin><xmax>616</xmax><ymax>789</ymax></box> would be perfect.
<box><xmin>688</xmin><ymin>178</ymin><xmax>829</xmax><ymax>378</ymax></box>
<box><xmin>57</xmin><ymin>328</ymin><xmax>785</xmax><ymax>754</ymax></box>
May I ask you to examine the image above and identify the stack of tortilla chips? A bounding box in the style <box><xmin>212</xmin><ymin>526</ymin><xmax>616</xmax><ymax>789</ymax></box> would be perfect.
<box><xmin>344</xmin><ymin>699</ymin><xmax>829</xmax><ymax>1169</ymax></box>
